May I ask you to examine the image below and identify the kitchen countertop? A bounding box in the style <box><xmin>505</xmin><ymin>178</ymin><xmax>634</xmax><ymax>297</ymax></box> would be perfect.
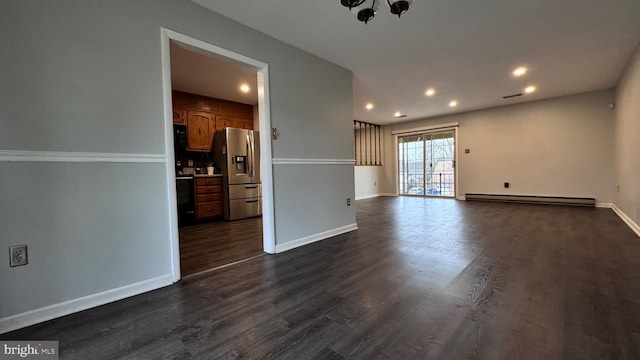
<box><xmin>176</xmin><ymin>174</ymin><xmax>223</xmax><ymax>180</ymax></box>
<box><xmin>194</xmin><ymin>174</ymin><xmax>223</xmax><ymax>177</ymax></box>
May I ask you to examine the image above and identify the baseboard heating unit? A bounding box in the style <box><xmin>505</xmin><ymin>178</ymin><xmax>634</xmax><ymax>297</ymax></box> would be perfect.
<box><xmin>465</xmin><ymin>193</ymin><xmax>596</xmax><ymax>207</ymax></box>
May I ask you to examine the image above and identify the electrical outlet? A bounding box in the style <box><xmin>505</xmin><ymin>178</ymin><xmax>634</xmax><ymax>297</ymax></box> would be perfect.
<box><xmin>9</xmin><ymin>245</ymin><xmax>28</xmax><ymax>267</ymax></box>
<box><xmin>504</xmin><ymin>182</ymin><xmax>510</xmax><ymax>188</ymax></box>
<box><xmin>347</xmin><ymin>197</ymin><xmax>351</xmax><ymax>206</ymax></box>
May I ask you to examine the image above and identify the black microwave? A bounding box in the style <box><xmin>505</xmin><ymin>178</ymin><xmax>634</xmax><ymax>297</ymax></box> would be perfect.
<box><xmin>174</xmin><ymin>125</ymin><xmax>187</xmax><ymax>149</ymax></box>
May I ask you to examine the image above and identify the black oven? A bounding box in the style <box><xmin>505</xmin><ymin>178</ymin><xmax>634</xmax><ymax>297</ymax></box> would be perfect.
<box><xmin>176</xmin><ymin>177</ymin><xmax>195</xmax><ymax>226</ymax></box>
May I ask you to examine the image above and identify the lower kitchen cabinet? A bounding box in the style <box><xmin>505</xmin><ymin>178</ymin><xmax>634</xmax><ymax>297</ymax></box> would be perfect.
<box><xmin>195</xmin><ymin>177</ymin><xmax>223</xmax><ymax>219</ymax></box>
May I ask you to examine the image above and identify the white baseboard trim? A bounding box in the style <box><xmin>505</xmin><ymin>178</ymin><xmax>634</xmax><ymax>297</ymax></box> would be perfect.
<box><xmin>275</xmin><ymin>223</ymin><xmax>359</xmax><ymax>253</ymax></box>
<box><xmin>610</xmin><ymin>204</ymin><xmax>640</xmax><ymax>238</ymax></box>
<box><xmin>355</xmin><ymin>193</ymin><xmax>398</xmax><ymax>200</ymax></box>
<box><xmin>0</xmin><ymin>274</ymin><xmax>175</xmax><ymax>334</ymax></box>
<box><xmin>596</xmin><ymin>202</ymin><xmax>613</xmax><ymax>208</ymax></box>
<box><xmin>355</xmin><ymin>194</ymin><xmax>379</xmax><ymax>200</ymax></box>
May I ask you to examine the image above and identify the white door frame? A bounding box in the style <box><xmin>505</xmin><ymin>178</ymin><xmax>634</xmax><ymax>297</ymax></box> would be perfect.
<box><xmin>392</xmin><ymin>122</ymin><xmax>459</xmax><ymax>199</ymax></box>
<box><xmin>160</xmin><ymin>28</ymin><xmax>276</xmax><ymax>282</ymax></box>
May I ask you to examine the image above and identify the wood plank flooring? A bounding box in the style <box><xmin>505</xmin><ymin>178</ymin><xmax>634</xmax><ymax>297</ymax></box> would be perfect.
<box><xmin>3</xmin><ymin>197</ymin><xmax>640</xmax><ymax>359</ymax></box>
<box><xmin>179</xmin><ymin>217</ymin><xmax>263</xmax><ymax>276</ymax></box>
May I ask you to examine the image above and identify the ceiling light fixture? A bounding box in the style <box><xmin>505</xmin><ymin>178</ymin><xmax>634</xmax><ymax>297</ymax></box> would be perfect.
<box><xmin>340</xmin><ymin>0</ymin><xmax>414</xmax><ymax>24</ymax></box>
<box><xmin>366</xmin><ymin>102</ymin><xmax>374</xmax><ymax>110</ymax></box>
<box><xmin>524</xmin><ymin>85</ymin><xmax>536</xmax><ymax>93</ymax></box>
<box><xmin>240</xmin><ymin>84</ymin><xmax>250</xmax><ymax>93</ymax></box>
<box><xmin>513</xmin><ymin>67</ymin><xmax>527</xmax><ymax>77</ymax></box>
<box><xmin>394</xmin><ymin>111</ymin><xmax>402</xmax><ymax>117</ymax></box>
<box><xmin>425</xmin><ymin>88</ymin><xmax>435</xmax><ymax>96</ymax></box>
<box><xmin>449</xmin><ymin>100</ymin><xmax>458</xmax><ymax>107</ymax></box>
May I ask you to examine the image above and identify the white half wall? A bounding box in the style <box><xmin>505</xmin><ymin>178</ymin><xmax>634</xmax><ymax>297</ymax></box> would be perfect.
<box><xmin>355</xmin><ymin>166</ymin><xmax>384</xmax><ymax>199</ymax></box>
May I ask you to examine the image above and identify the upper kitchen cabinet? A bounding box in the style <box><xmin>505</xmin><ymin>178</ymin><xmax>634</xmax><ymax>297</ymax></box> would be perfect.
<box><xmin>215</xmin><ymin>115</ymin><xmax>253</xmax><ymax>131</ymax></box>
<box><xmin>172</xmin><ymin>107</ymin><xmax>187</xmax><ymax>125</ymax></box>
<box><xmin>173</xmin><ymin>90</ymin><xmax>254</xmax><ymax>135</ymax></box>
<box><xmin>217</xmin><ymin>101</ymin><xmax>253</xmax><ymax>130</ymax></box>
<box><xmin>233</xmin><ymin>118</ymin><xmax>253</xmax><ymax>130</ymax></box>
<box><xmin>187</xmin><ymin>111</ymin><xmax>215</xmax><ymax>151</ymax></box>
<box><xmin>215</xmin><ymin>115</ymin><xmax>234</xmax><ymax>131</ymax></box>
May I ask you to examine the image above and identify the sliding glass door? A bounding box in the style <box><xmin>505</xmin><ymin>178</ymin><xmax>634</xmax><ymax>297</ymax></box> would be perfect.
<box><xmin>398</xmin><ymin>130</ymin><xmax>455</xmax><ymax>197</ymax></box>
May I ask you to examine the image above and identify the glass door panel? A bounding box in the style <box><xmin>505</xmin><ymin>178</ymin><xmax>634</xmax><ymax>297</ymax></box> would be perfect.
<box><xmin>398</xmin><ymin>130</ymin><xmax>455</xmax><ymax>197</ymax></box>
<box><xmin>398</xmin><ymin>135</ymin><xmax>425</xmax><ymax>195</ymax></box>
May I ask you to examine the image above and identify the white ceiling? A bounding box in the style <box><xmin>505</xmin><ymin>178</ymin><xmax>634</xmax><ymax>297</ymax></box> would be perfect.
<box><xmin>170</xmin><ymin>41</ymin><xmax>258</xmax><ymax>105</ymax></box>
<box><xmin>191</xmin><ymin>0</ymin><xmax>640</xmax><ymax>125</ymax></box>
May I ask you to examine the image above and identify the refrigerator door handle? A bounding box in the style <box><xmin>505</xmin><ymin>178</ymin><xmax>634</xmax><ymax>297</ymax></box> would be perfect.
<box><xmin>246</xmin><ymin>132</ymin><xmax>255</xmax><ymax>179</ymax></box>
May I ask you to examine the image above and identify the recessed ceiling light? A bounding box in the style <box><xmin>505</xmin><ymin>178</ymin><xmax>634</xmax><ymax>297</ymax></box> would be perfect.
<box><xmin>239</xmin><ymin>84</ymin><xmax>250</xmax><ymax>93</ymax></box>
<box><xmin>366</xmin><ymin>103</ymin><xmax>374</xmax><ymax>110</ymax></box>
<box><xmin>524</xmin><ymin>85</ymin><xmax>537</xmax><ymax>93</ymax></box>
<box><xmin>513</xmin><ymin>67</ymin><xmax>527</xmax><ymax>77</ymax></box>
<box><xmin>425</xmin><ymin>88</ymin><xmax>435</xmax><ymax>97</ymax></box>
<box><xmin>449</xmin><ymin>100</ymin><xmax>458</xmax><ymax>107</ymax></box>
<box><xmin>394</xmin><ymin>111</ymin><xmax>402</xmax><ymax>117</ymax></box>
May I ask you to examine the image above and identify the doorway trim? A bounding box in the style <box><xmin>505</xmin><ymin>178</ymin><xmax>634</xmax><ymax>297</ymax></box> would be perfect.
<box><xmin>160</xmin><ymin>28</ymin><xmax>276</xmax><ymax>282</ymax></box>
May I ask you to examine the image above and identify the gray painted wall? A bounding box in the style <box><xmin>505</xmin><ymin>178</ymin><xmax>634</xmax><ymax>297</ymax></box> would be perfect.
<box><xmin>0</xmin><ymin>0</ymin><xmax>354</xmax><ymax>322</ymax></box>
<box><xmin>614</xmin><ymin>45</ymin><xmax>640</xmax><ymax>226</ymax></box>
<box><xmin>357</xmin><ymin>90</ymin><xmax>616</xmax><ymax>203</ymax></box>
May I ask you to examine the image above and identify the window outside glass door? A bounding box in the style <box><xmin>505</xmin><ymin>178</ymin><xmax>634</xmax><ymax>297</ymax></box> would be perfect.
<box><xmin>398</xmin><ymin>130</ymin><xmax>455</xmax><ymax>197</ymax></box>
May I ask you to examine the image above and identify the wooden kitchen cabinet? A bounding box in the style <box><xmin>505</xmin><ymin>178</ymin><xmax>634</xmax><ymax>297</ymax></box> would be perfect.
<box><xmin>186</xmin><ymin>111</ymin><xmax>215</xmax><ymax>151</ymax></box>
<box><xmin>233</xmin><ymin>118</ymin><xmax>253</xmax><ymax>130</ymax></box>
<box><xmin>172</xmin><ymin>107</ymin><xmax>187</xmax><ymax>125</ymax></box>
<box><xmin>173</xmin><ymin>90</ymin><xmax>255</xmax><ymax>146</ymax></box>
<box><xmin>215</xmin><ymin>115</ymin><xmax>253</xmax><ymax>130</ymax></box>
<box><xmin>195</xmin><ymin>177</ymin><xmax>223</xmax><ymax>219</ymax></box>
<box><xmin>215</xmin><ymin>115</ymin><xmax>234</xmax><ymax>131</ymax></box>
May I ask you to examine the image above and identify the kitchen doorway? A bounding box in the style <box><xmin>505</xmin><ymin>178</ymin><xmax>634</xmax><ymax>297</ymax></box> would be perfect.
<box><xmin>161</xmin><ymin>29</ymin><xmax>275</xmax><ymax>280</ymax></box>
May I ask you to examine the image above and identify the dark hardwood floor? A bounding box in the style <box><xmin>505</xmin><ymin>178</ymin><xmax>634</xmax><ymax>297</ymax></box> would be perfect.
<box><xmin>4</xmin><ymin>197</ymin><xmax>640</xmax><ymax>359</ymax></box>
<box><xmin>179</xmin><ymin>217</ymin><xmax>264</xmax><ymax>276</ymax></box>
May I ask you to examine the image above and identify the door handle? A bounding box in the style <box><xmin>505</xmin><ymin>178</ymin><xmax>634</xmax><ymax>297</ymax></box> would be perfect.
<box><xmin>245</xmin><ymin>200</ymin><xmax>259</xmax><ymax>203</ymax></box>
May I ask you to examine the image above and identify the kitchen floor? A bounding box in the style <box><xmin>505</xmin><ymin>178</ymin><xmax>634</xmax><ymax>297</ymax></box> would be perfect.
<box><xmin>179</xmin><ymin>216</ymin><xmax>263</xmax><ymax>276</ymax></box>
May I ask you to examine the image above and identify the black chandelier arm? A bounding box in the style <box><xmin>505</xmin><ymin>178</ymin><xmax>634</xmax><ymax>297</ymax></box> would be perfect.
<box><xmin>357</xmin><ymin>0</ymin><xmax>377</xmax><ymax>24</ymax></box>
<box><xmin>388</xmin><ymin>0</ymin><xmax>410</xmax><ymax>17</ymax></box>
<box><xmin>340</xmin><ymin>0</ymin><xmax>366</xmax><ymax>10</ymax></box>
<box><xmin>342</xmin><ymin>0</ymin><xmax>411</xmax><ymax>23</ymax></box>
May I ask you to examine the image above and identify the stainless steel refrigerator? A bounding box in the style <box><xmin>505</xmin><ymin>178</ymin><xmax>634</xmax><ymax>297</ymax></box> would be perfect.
<box><xmin>213</xmin><ymin>128</ymin><xmax>261</xmax><ymax>220</ymax></box>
